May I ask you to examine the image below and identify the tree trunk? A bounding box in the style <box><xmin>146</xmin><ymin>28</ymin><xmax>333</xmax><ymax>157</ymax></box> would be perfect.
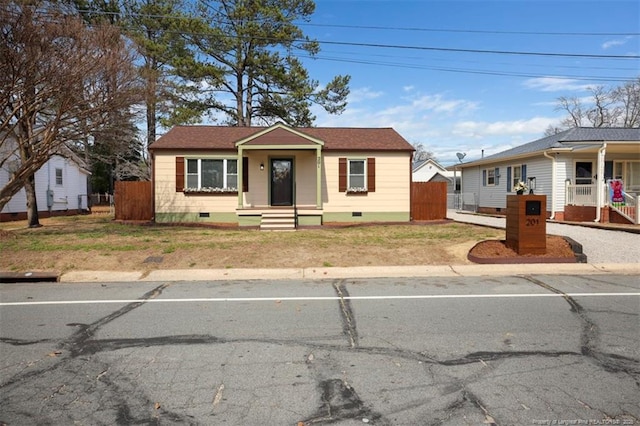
<box><xmin>25</xmin><ymin>174</ymin><xmax>41</xmax><ymax>228</ymax></box>
<box><xmin>146</xmin><ymin>94</ymin><xmax>156</xmax><ymax>148</ymax></box>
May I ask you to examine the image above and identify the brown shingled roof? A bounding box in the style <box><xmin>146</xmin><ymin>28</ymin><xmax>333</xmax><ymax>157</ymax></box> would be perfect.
<box><xmin>149</xmin><ymin>125</ymin><xmax>415</xmax><ymax>152</ymax></box>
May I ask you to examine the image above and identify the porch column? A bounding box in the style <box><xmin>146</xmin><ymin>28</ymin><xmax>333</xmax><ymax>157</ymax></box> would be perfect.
<box><xmin>316</xmin><ymin>147</ymin><xmax>322</xmax><ymax>209</ymax></box>
<box><xmin>237</xmin><ymin>146</ymin><xmax>244</xmax><ymax>209</ymax></box>
<box><xmin>594</xmin><ymin>143</ymin><xmax>607</xmax><ymax>222</ymax></box>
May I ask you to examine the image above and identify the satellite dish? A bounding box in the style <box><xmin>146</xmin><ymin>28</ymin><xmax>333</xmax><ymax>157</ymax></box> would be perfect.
<box><xmin>456</xmin><ymin>152</ymin><xmax>466</xmax><ymax>162</ymax></box>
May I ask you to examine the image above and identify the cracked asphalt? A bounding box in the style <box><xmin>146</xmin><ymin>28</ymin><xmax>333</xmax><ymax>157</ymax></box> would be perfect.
<box><xmin>1</xmin><ymin>274</ymin><xmax>638</xmax><ymax>425</ymax></box>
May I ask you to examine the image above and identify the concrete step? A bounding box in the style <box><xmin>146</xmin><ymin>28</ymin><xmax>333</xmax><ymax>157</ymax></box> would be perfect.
<box><xmin>260</xmin><ymin>211</ymin><xmax>296</xmax><ymax>230</ymax></box>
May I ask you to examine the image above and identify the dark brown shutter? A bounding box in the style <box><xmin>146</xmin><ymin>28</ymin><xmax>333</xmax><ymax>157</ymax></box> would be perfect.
<box><xmin>242</xmin><ymin>157</ymin><xmax>249</xmax><ymax>192</ymax></box>
<box><xmin>339</xmin><ymin>157</ymin><xmax>347</xmax><ymax>192</ymax></box>
<box><xmin>175</xmin><ymin>157</ymin><xmax>184</xmax><ymax>192</ymax></box>
<box><xmin>367</xmin><ymin>157</ymin><xmax>376</xmax><ymax>192</ymax></box>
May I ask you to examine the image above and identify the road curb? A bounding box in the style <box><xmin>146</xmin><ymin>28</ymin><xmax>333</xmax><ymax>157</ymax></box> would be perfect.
<box><xmin>50</xmin><ymin>263</ymin><xmax>640</xmax><ymax>283</ymax></box>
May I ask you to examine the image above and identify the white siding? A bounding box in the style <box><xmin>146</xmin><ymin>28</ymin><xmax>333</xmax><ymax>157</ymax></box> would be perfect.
<box><xmin>460</xmin><ymin>156</ymin><xmax>555</xmax><ymax>212</ymax></box>
<box><xmin>1</xmin><ymin>155</ymin><xmax>89</xmax><ymax>215</ymax></box>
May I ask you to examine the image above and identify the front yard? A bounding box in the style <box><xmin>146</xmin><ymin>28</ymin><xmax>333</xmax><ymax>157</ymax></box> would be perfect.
<box><xmin>0</xmin><ymin>215</ymin><xmax>502</xmax><ymax>273</ymax></box>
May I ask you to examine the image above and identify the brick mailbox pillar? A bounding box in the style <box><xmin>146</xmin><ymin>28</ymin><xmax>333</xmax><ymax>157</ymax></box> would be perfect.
<box><xmin>506</xmin><ymin>194</ymin><xmax>547</xmax><ymax>255</ymax></box>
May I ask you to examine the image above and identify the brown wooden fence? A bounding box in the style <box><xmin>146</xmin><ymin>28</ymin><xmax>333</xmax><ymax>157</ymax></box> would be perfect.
<box><xmin>411</xmin><ymin>181</ymin><xmax>447</xmax><ymax>221</ymax></box>
<box><xmin>114</xmin><ymin>181</ymin><xmax>153</xmax><ymax>221</ymax></box>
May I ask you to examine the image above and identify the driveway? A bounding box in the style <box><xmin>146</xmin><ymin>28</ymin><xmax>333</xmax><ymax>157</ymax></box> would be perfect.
<box><xmin>447</xmin><ymin>210</ymin><xmax>640</xmax><ymax>264</ymax></box>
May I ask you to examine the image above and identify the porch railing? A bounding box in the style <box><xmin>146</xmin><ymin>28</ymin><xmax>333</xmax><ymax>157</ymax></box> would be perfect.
<box><xmin>608</xmin><ymin>184</ymin><xmax>639</xmax><ymax>225</ymax></box>
<box><xmin>565</xmin><ymin>182</ymin><xmax>639</xmax><ymax>224</ymax></box>
<box><xmin>565</xmin><ymin>183</ymin><xmax>599</xmax><ymax>206</ymax></box>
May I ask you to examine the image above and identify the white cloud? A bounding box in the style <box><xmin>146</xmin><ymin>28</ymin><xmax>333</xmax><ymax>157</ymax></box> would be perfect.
<box><xmin>602</xmin><ymin>36</ymin><xmax>632</xmax><ymax>50</ymax></box>
<box><xmin>523</xmin><ymin>77</ymin><xmax>594</xmax><ymax>92</ymax></box>
<box><xmin>314</xmin><ymin>86</ymin><xmax>561</xmax><ymax>165</ymax></box>
<box><xmin>452</xmin><ymin>116</ymin><xmax>558</xmax><ymax>138</ymax></box>
<box><xmin>347</xmin><ymin>87</ymin><xmax>384</xmax><ymax>103</ymax></box>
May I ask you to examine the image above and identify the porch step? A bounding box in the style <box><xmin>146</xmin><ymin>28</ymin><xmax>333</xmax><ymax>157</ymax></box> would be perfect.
<box><xmin>260</xmin><ymin>211</ymin><xmax>296</xmax><ymax>231</ymax></box>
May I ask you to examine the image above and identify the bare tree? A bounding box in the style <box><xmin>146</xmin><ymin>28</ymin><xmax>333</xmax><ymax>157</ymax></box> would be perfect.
<box><xmin>555</xmin><ymin>96</ymin><xmax>585</xmax><ymax>128</ymax></box>
<box><xmin>551</xmin><ymin>78</ymin><xmax>640</xmax><ymax>132</ymax></box>
<box><xmin>1</xmin><ymin>1</ymin><xmax>139</xmax><ymax>226</ymax></box>
<box><xmin>613</xmin><ymin>77</ymin><xmax>640</xmax><ymax>128</ymax></box>
<box><xmin>412</xmin><ymin>143</ymin><xmax>435</xmax><ymax>162</ymax></box>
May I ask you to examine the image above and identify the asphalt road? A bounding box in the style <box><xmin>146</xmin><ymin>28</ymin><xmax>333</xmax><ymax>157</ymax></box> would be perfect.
<box><xmin>1</xmin><ymin>275</ymin><xmax>639</xmax><ymax>425</ymax></box>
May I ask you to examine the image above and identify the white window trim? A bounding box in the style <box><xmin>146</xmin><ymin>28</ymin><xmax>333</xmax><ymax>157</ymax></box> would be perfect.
<box><xmin>510</xmin><ymin>164</ymin><xmax>523</xmax><ymax>193</ymax></box>
<box><xmin>614</xmin><ymin>160</ymin><xmax>640</xmax><ymax>191</ymax></box>
<box><xmin>347</xmin><ymin>158</ymin><xmax>368</xmax><ymax>192</ymax></box>
<box><xmin>485</xmin><ymin>168</ymin><xmax>495</xmax><ymax>186</ymax></box>
<box><xmin>574</xmin><ymin>160</ymin><xmax>594</xmax><ymax>185</ymax></box>
<box><xmin>185</xmin><ymin>157</ymin><xmax>238</xmax><ymax>191</ymax></box>
<box><xmin>55</xmin><ymin>168</ymin><xmax>63</xmax><ymax>186</ymax></box>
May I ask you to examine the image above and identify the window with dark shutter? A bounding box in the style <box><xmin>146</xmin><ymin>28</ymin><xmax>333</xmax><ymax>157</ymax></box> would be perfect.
<box><xmin>339</xmin><ymin>158</ymin><xmax>347</xmax><ymax>192</ymax></box>
<box><xmin>176</xmin><ymin>157</ymin><xmax>184</xmax><ymax>192</ymax></box>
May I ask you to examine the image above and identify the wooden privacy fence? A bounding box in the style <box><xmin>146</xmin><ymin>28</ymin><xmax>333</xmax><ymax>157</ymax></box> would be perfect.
<box><xmin>411</xmin><ymin>181</ymin><xmax>447</xmax><ymax>221</ymax></box>
<box><xmin>114</xmin><ymin>181</ymin><xmax>153</xmax><ymax>221</ymax></box>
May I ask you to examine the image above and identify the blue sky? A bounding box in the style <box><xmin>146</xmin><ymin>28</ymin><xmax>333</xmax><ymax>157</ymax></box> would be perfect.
<box><xmin>294</xmin><ymin>0</ymin><xmax>639</xmax><ymax>165</ymax></box>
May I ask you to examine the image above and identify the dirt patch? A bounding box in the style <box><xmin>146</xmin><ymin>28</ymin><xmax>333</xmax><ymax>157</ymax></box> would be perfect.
<box><xmin>468</xmin><ymin>235</ymin><xmax>577</xmax><ymax>264</ymax></box>
<box><xmin>0</xmin><ymin>230</ymin><xmax>15</xmax><ymax>240</ymax></box>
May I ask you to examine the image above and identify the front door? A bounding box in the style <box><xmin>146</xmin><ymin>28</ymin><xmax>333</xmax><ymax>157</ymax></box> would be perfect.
<box><xmin>270</xmin><ymin>159</ymin><xmax>293</xmax><ymax>206</ymax></box>
<box><xmin>575</xmin><ymin>161</ymin><xmax>594</xmax><ymax>185</ymax></box>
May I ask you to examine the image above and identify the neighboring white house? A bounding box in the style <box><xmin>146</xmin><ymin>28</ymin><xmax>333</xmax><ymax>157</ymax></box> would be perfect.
<box><xmin>1</xmin><ymin>144</ymin><xmax>91</xmax><ymax>222</ymax></box>
<box><xmin>456</xmin><ymin>127</ymin><xmax>640</xmax><ymax>225</ymax></box>
<box><xmin>412</xmin><ymin>158</ymin><xmax>458</xmax><ymax>192</ymax></box>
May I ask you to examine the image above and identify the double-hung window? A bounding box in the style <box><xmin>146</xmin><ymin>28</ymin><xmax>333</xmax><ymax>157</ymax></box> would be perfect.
<box><xmin>186</xmin><ymin>158</ymin><xmax>238</xmax><ymax>190</ymax></box>
<box><xmin>511</xmin><ymin>165</ymin><xmax>522</xmax><ymax>192</ymax></box>
<box><xmin>348</xmin><ymin>159</ymin><xmax>367</xmax><ymax>190</ymax></box>
<box><xmin>55</xmin><ymin>168</ymin><xmax>63</xmax><ymax>186</ymax></box>
<box><xmin>614</xmin><ymin>160</ymin><xmax>640</xmax><ymax>192</ymax></box>
<box><xmin>485</xmin><ymin>168</ymin><xmax>495</xmax><ymax>186</ymax></box>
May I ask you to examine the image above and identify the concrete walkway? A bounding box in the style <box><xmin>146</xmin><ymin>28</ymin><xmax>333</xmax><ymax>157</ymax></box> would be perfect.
<box><xmin>447</xmin><ymin>210</ymin><xmax>640</xmax><ymax>265</ymax></box>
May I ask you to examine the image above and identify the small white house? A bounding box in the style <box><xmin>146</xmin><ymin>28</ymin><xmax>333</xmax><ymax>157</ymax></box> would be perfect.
<box><xmin>1</xmin><ymin>147</ymin><xmax>91</xmax><ymax>222</ymax></box>
<box><xmin>412</xmin><ymin>158</ymin><xmax>458</xmax><ymax>192</ymax></box>
<box><xmin>456</xmin><ymin>127</ymin><xmax>639</xmax><ymax>225</ymax></box>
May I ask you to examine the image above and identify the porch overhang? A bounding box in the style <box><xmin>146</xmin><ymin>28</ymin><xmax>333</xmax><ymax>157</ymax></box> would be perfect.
<box><xmin>235</xmin><ymin>123</ymin><xmax>324</xmax><ymax>210</ymax></box>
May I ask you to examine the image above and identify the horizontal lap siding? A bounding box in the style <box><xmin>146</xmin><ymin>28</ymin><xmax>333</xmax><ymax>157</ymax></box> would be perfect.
<box><xmin>2</xmin><ymin>155</ymin><xmax>88</xmax><ymax>214</ymax></box>
<box><xmin>323</xmin><ymin>152</ymin><xmax>411</xmax><ymax>213</ymax></box>
<box><xmin>155</xmin><ymin>151</ymin><xmax>412</xmax><ymax>216</ymax></box>
<box><xmin>471</xmin><ymin>157</ymin><xmax>553</xmax><ymax>211</ymax></box>
<box><xmin>294</xmin><ymin>152</ymin><xmax>318</xmax><ymax>206</ymax></box>
<box><xmin>154</xmin><ymin>151</ymin><xmax>239</xmax><ymax>214</ymax></box>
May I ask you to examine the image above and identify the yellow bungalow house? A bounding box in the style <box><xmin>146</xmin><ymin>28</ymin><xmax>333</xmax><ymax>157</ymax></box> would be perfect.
<box><xmin>149</xmin><ymin>122</ymin><xmax>415</xmax><ymax>229</ymax></box>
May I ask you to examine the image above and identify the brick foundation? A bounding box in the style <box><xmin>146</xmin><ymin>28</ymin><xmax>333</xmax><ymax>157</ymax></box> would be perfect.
<box><xmin>563</xmin><ymin>205</ymin><xmax>596</xmax><ymax>222</ymax></box>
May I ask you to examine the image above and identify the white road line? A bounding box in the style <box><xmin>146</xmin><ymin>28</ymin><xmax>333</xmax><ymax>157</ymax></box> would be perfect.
<box><xmin>1</xmin><ymin>292</ymin><xmax>639</xmax><ymax>306</ymax></box>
